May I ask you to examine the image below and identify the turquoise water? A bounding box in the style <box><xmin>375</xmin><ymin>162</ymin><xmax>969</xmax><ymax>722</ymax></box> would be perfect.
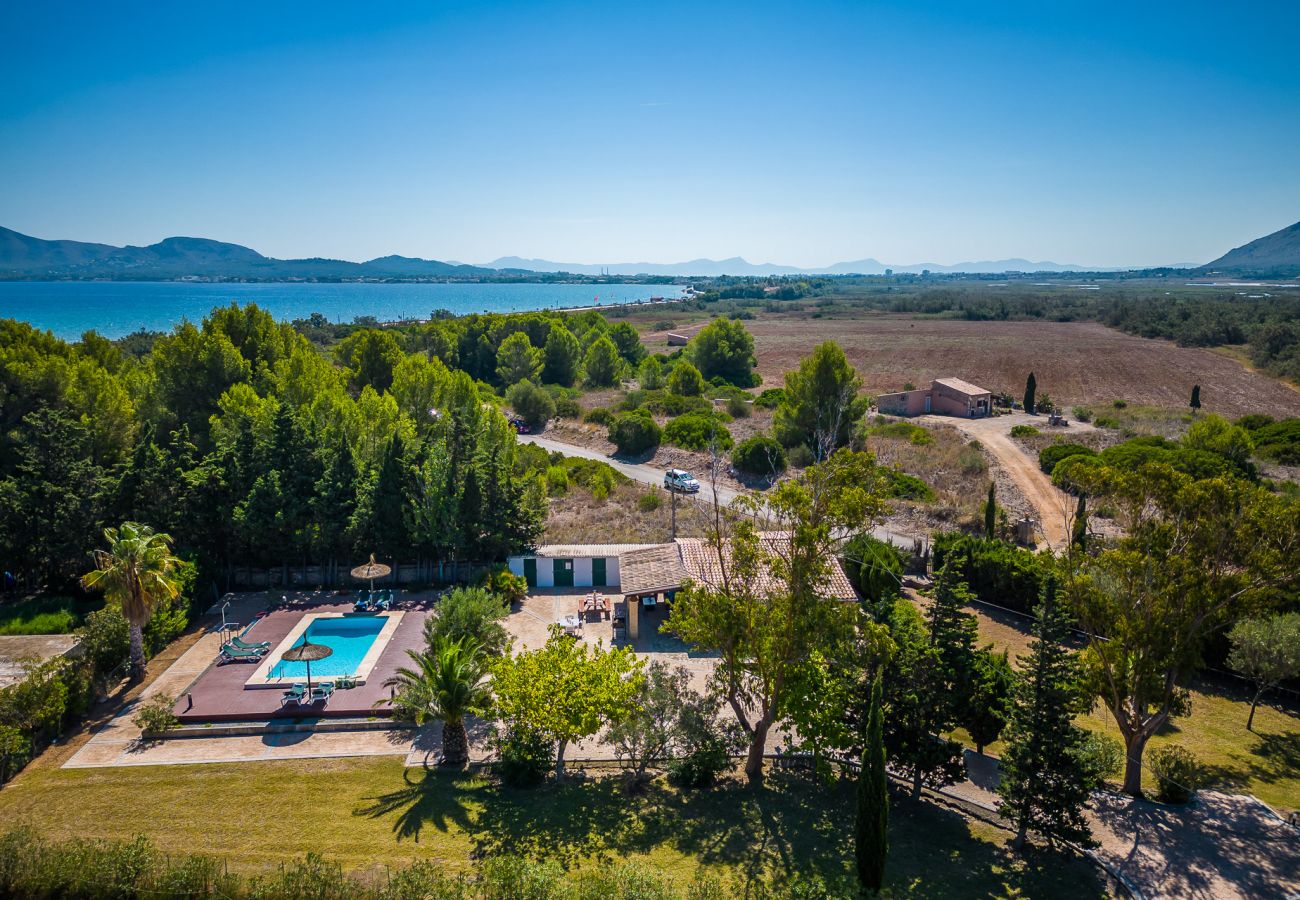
<box><xmin>0</xmin><ymin>281</ymin><xmax>685</xmax><ymax>340</ymax></box>
<box><xmin>273</xmin><ymin>615</ymin><xmax>387</xmax><ymax>680</ymax></box>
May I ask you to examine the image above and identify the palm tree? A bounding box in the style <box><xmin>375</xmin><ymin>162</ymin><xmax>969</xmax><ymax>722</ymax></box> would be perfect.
<box><xmin>385</xmin><ymin>636</ymin><xmax>491</xmax><ymax>767</ymax></box>
<box><xmin>81</xmin><ymin>522</ymin><xmax>183</xmax><ymax>680</ymax></box>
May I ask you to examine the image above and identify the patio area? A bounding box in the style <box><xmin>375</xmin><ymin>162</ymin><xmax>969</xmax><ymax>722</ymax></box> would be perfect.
<box><xmin>171</xmin><ymin>592</ymin><xmax>435</xmax><ymax>723</ymax></box>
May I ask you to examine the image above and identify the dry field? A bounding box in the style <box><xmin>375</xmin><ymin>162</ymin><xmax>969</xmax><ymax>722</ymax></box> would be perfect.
<box><xmin>643</xmin><ymin>312</ymin><xmax>1300</xmax><ymax>420</ymax></box>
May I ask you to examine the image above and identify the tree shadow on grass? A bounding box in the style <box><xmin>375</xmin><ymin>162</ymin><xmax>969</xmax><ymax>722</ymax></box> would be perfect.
<box><xmin>353</xmin><ymin>767</ymin><xmax>478</xmax><ymax>843</ymax></box>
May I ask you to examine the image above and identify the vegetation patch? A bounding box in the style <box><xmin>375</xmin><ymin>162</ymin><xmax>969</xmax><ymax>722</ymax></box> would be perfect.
<box><xmin>663</xmin><ymin>413</ymin><xmax>734</xmax><ymax>452</ymax></box>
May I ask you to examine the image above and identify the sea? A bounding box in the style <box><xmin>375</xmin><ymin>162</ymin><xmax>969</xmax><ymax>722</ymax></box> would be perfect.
<box><xmin>0</xmin><ymin>281</ymin><xmax>686</xmax><ymax>340</ymax></box>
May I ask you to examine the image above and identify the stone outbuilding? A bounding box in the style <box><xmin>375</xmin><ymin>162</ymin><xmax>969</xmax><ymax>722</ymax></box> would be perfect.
<box><xmin>876</xmin><ymin>377</ymin><xmax>992</xmax><ymax>418</ymax></box>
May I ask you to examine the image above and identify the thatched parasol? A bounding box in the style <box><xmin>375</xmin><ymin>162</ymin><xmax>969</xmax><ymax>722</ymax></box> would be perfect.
<box><xmin>280</xmin><ymin>637</ymin><xmax>332</xmax><ymax>695</ymax></box>
<box><xmin>351</xmin><ymin>553</ymin><xmax>391</xmax><ymax>591</ymax></box>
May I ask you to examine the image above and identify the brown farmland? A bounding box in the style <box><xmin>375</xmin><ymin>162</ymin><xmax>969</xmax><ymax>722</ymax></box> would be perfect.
<box><xmin>724</xmin><ymin>314</ymin><xmax>1300</xmax><ymax>420</ymax></box>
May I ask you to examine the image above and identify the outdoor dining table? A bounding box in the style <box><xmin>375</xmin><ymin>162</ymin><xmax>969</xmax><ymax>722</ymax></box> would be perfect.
<box><xmin>560</xmin><ymin>613</ymin><xmax>582</xmax><ymax>636</ymax></box>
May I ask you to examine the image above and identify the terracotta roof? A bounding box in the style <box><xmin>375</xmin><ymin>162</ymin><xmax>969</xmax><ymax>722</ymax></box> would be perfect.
<box><xmin>675</xmin><ymin>535</ymin><xmax>858</xmax><ymax>601</ymax></box>
<box><xmin>619</xmin><ymin>544</ymin><xmax>689</xmax><ymax>597</ymax></box>
<box><xmin>932</xmin><ymin>377</ymin><xmax>990</xmax><ymax>396</ymax></box>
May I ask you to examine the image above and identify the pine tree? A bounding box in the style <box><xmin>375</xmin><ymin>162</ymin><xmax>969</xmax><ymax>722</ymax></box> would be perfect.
<box><xmin>997</xmin><ymin>577</ymin><xmax>1097</xmax><ymax>849</ymax></box>
<box><xmin>883</xmin><ymin>599</ymin><xmax>965</xmax><ymax>796</ymax></box>
<box><xmin>1190</xmin><ymin>384</ymin><xmax>1201</xmax><ymax>411</ymax></box>
<box><xmin>965</xmin><ymin>647</ymin><xmax>1013</xmax><ymax>753</ymax></box>
<box><xmin>856</xmin><ymin>672</ymin><xmax>888</xmax><ymax>893</ymax></box>
<box><xmin>983</xmin><ymin>482</ymin><xmax>997</xmax><ymax>538</ymax></box>
<box><xmin>1024</xmin><ymin>372</ymin><xmax>1037</xmax><ymax>415</ymax></box>
<box><xmin>926</xmin><ymin>561</ymin><xmax>978</xmax><ymax>705</ymax></box>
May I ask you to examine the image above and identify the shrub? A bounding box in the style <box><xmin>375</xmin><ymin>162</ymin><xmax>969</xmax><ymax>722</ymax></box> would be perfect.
<box><xmin>481</xmin><ymin>568</ymin><xmax>528</xmax><ymax>606</ymax></box>
<box><xmin>725</xmin><ymin>396</ymin><xmax>752</xmax><ymax>419</ymax></box>
<box><xmin>608</xmin><ymin>410</ymin><xmax>662</xmax><ymax>456</ymax></box>
<box><xmin>1075</xmin><ymin>731</ymin><xmax>1124</xmax><ymax>783</ymax></box>
<box><xmin>506</xmin><ymin>380</ymin><xmax>556</xmax><ymax>429</ymax></box>
<box><xmin>79</xmin><ymin>605</ymin><xmax>130</xmax><ymax>676</ymax></box>
<box><xmin>132</xmin><ymin>694</ymin><xmax>180</xmax><ymax>736</ymax></box>
<box><xmin>667</xmin><ymin>742</ymin><xmax>732</xmax><ymax>790</ymax></box>
<box><xmin>883</xmin><ymin>469</ymin><xmax>934</xmax><ymax>501</ymax></box>
<box><xmin>637</xmin><ymin>490</ymin><xmax>662</xmax><ymax>512</ymax></box>
<box><xmin>663</xmin><ymin>413</ymin><xmax>734</xmax><ymax>452</ymax></box>
<box><xmin>1009</xmin><ymin>424</ymin><xmax>1039</xmax><ymax>438</ymax></box>
<box><xmin>731</xmin><ymin>435</ymin><xmax>788</xmax><ymax>477</ymax></box>
<box><xmin>865</xmin><ymin>421</ymin><xmax>933</xmax><ymax>445</ymax></box>
<box><xmin>583</xmin><ymin>406</ymin><xmax>614</xmax><ymax>426</ymax></box>
<box><xmin>1038</xmin><ymin>442</ymin><xmax>1096</xmax><ymax>474</ymax></box>
<box><xmin>0</xmin><ymin>596</ymin><xmax>82</xmax><ymax>636</ymax></box>
<box><xmin>1072</xmin><ymin>405</ymin><xmax>1093</xmax><ymax>422</ymax></box>
<box><xmin>545</xmin><ymin>465</ymin><xmax>570</xmax><ymax>495</ymax></box>
<box><xmin>1148</xmin><ymin>745</ymin><xmax>1204</xmax><ymax>804</ymax></box>
<box><xmin>957</xmin><ymin>445</ymin><xmax>988</xmax><ymax>475</ymax></box>
<box><xmin>932</xmin><ymin>533</ymin><xmax>1050</xmax><ymax>615</ymax></box>
<box><xmin>494</xmin><ymin>727</ymin><xmax>554</xmax><ymax>787</ymax></box>
<box><xmin>787</xmin><ymin>443</ymin><xmax>815</xmax><ymax>468</ymax></box>
<box><xmin>558</xmin><ymin>457</ymin><xmax>624</xmax><ymax>500</ymax></box>
<box><xmin>1093</xmin><ymin>414</ymin><xmax>1120</xmax><ymax>429</ymax></box>
<box><xmin>1112</xmin><ymin>399</ymin><xmax>1128</xmax><ymax>409</ymax></box>
<box><xmin>553</xmin><ymin>396</ymin><xmax>581</xmax><ymax>419</ymax></box>
<box><xmin>429</xmin><ymin>586</ymin><xmax>511</xmax><ymax>655</ymax></box>
<box><xmin>841</xmin><ymin>534</ymin><xmax>906</xmax><ymax>606</ymax></box>
<box><xmin>667</xmin><ymin>361</ymin><xmax>705</xmax><ymax>397</ymax></box>
<box><xmin>754</xmin><ymin>388</ymin><xmax>785</xmax><ymax>410</ymax></box>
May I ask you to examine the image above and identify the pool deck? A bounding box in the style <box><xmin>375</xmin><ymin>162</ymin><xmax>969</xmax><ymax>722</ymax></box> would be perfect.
<box><xmin>172</xmin><ymin>601</ymin><xmax>430</xmax><ymax>723</ymax></box>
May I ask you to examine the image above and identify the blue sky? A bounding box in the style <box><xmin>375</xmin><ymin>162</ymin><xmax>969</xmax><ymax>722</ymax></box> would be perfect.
<box><xmin>1</xmin><ymin>1</ymin><xmax>1298</xmax><ymax>268</ymax></box>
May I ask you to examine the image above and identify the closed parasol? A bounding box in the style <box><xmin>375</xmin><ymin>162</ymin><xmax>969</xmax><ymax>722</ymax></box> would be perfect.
<box><xmin>280</xmin><ymin>637</ymin><xmax>332</xmax><ymax>695</ymax></box>
<box><xmin>351</xmin><ymin>553</ymin><xmax>392</xmax><ymax>591</ymax></box>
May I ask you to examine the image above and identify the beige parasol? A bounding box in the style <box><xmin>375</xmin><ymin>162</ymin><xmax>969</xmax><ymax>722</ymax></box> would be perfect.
<box><xmin>280</xmin><ymin>637</ymin><xmax>333</xmax><ymax>695</ymax></box>
<box><xmin>351</xmin><ymin>553</ymin><xmax>392</xmax><ymax>591</ymax></box>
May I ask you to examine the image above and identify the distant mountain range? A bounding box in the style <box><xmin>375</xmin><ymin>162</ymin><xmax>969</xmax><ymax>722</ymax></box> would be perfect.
<box><xmin>482</xmin><ymin>255</ymin><xmax>1115</xmax><ymax>277</ymax></box>
<box><xmin>2</xmin><ymin>221</ymin><xmax>1297</xmax><ymax>280</ymax></box>
<box><xmin>0</xmin><ymin>227</ymin><xmax>498</xmax><ymax>280</ymax></box>
<box><xmin>1203</xmin><ymin>220</ymin><xmax>1300</xmax><ymax>277</ymax></box>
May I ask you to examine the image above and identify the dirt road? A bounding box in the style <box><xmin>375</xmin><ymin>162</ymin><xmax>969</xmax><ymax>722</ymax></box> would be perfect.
<box><xmin>917</xmin><ymin>412</ymin><xmax>1090</xmax><ymax>549</ymax></box>
<box><xmin>518</xmin><ymin>433</ymin><xmax>924</xmax><ymax>549</ymax></box>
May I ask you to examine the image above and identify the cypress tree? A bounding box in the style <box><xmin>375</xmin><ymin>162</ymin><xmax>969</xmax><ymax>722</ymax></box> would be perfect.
<box><xmin>964</xmin><ymin>646</ymin><xmax>1013</xmax><ymax>754</ymax></box>
<box><xmin>926</xmin><ymin>560</ymin><xmax>978</xmax><ymax>705</ymax></box>
<box><xmin>996</xmin><ymin>577</ymin><xmax>1097</xmax><ymax>849</ymax></box>
<box><xmin>1190</xmin><ymin>384</ymin><xmax>1201</xmax><ymax>411</ymax></box>
<box><xmin>1024</xmin><ymin>372</ymin><xmax>1037</xmax><ymax>415</ymax></box>
<box><xmin>1071</xmin><ymin>494</ymin><xmax>1088</xmax><ymax>551</ymax></box>
<box><xmin>983</xmin><ymin>482</ymin><xmax>997</xmax><ymax>539</ymax></box>
<box><xmin>856</xmin><ymin>672</ymin><xmax>888</xmax><ymax>893</ymax></box>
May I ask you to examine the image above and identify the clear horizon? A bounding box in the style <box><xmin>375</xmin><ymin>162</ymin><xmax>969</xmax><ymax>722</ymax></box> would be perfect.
<box><xmin>2</xmin><ymin>1</ymin><xmax>1298</xmax><ymax>269</ymax></box>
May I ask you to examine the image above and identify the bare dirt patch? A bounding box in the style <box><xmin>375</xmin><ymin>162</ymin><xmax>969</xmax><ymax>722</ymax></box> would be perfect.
<box><xmin>743</xmin><ymin>314</ymin><xmax>1300</xmax><ymax>419</ymax></box>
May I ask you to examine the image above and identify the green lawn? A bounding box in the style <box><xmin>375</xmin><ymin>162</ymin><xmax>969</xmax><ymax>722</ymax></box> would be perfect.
<box><xmin>0</xmin><ymin>758</ymin><xmax>1102</xmax><ymax>897</ymax></box>
<box><xmin>948</xmin><ymin>597</ymin><xmax>1300</xmax><ymax>811</ymax></box>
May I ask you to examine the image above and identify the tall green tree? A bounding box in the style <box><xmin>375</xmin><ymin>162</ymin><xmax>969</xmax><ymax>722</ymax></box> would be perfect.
<box><xmin>637</xmin><ymin>356</ymin><xmax>665</xmax><ymax>390</ymax></box>
<box><xmin>386</xmin><ymin>636</ymin><xmax>492</xmax><ymax>767</ymax></box>
<box><xmin>1024</xmin><ymin>372</ymin><xmax>1037</xmax><ymax>415</ymax></box>
<box><xmin>668</xmin><ymin>450</ymin><xmax>890</xmax><ymax>782</ymax></box>
<box><xmin>81</xmin><ymin>523</ymin><xmax>183</xmax><ymax>679</ymax></box>
<box><xmin>542</xmin><ymin>325</ymin><xmax>580</xmax><ymax>386</ymax></box>
<box><xmin>1190</xmin><ymin>384</ymin><xmax>1201</xmax><ymax>411</ymax></box>
<box><xmin>997</xmin><ymin>578</ymin><xmax>1097</xmax><ymax>849</ymax></box>
<box><xmin>607</xmin><ymin>321</ymin><xmax>646</xmax><ymax>366</ymax></box>
<box><xmin>926</xmin><ymin>561</ymin><xmax>978</xmax><ymax>708</ymax></box>
<box><xmin>983</xmin><ymin>482</ymin><xmax>997</xmax><ymax>538</ymax></box>
<box><xmin>666</xmin><ymin>360</ymin><xmax>705</xmax><ymax>397</ymax></box>
<box><xmin>773</xmin><ymin>341</ymin><xmax>868</xmax><ymax>459</ymax></box>
<box><xmin>1069</xmin><ymin>462</ymin><xmax>1300</xmax><ymax>795</ymax></box>
<box><xmin>687</xmin><ymin>317</ymin><xmax>757</xmax><ymax>386</ymax></box>
<box><xmin>582</xmin><ymin>336</ymin><xmax>622</xmax><ymax>387</ymax></box>
<box><xmin>495</xmin><ymin>332</ymin><xmax>543</xmax><ymax>386</ymax></box>
<box><xmin>856</xmin><ymin>673</ymin><xmax>888</xmax><ymax>894</ymax></box>
<box><xmin>491</xmin><ymin>626</ymin><xmax>643</xmax><ymax>778</ymax></box>
<box><xmin>1071</xmin><ymin>493</ymin><xmax>1088</xmax><ymax>551</ymax></box>
<box><xmin>1227</xmin><ymin>613</ymin><xmax>1300</xmax><ymax>731</ymax></box>
<box><xmin>965</xmin><ymin>646</ymin><xmax>1013</xmax><ymax>754</ymax></box>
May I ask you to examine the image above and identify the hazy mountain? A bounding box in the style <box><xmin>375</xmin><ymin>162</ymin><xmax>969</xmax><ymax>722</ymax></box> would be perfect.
<box><xmin>0</xmin><ymin>227</ymin><xmax>494</xmax><ymax>279</ymax></box>
<box><xmin>485</xmin><ymin>255</ymin><xmax>1110</xmax><ymax>276</ymax></box>
<box><xmin>1202</xmin><ymin>220</ymin><xmax>1300</xmax><ymax>277</ymax></box>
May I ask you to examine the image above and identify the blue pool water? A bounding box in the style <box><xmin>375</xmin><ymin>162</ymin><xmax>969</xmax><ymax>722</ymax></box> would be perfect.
<box><xmin>273</xmin><ymin>615</ymin><xmax>387</xmax><ymax>680</ymax></box>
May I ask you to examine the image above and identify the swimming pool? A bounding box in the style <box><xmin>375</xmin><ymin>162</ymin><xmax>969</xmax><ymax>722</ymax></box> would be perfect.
<box><xmin>245</xmin><ymin>611</ymin><xmax>404</xmax><ymax>687</ymax></box>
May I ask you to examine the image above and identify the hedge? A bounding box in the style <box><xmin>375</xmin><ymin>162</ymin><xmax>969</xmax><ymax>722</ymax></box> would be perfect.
<box><xmin>931</xmin><ymin>533</ymin><xmax>1051</xmax><ymax>615</ymax></box>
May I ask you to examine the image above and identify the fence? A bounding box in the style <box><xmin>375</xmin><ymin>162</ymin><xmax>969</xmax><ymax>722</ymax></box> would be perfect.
<box><xmin>223</xmin><ymin>559</ymin><xmax>495</xmax><ymax>591</ymax></box>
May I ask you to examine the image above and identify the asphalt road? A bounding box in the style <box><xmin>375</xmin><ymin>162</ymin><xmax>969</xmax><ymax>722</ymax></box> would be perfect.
<box><xmin>518</xmin><ymin>433</ymin><xmax>925</xmax><ymax>550</ymax></box>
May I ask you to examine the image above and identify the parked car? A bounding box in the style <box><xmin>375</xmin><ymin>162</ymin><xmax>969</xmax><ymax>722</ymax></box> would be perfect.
<box><xmin>663</xmin><ymin>468</ymin><xmax>700</xmax><ymax>493</ymax></box>
<box><xmin>508</xmin><ymin>417</ymin><xmax>531</xmax><ymax>434</ymax></box>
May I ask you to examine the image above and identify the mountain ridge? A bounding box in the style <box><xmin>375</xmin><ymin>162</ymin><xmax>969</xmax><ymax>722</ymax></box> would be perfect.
<box><xmin>1202</xmin><ymin>220</ymin><xmax>1300</xmax><ymax>277</ymax></box>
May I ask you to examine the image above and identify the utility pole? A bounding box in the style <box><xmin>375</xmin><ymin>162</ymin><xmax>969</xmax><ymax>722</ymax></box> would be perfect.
<box><xmin>670</xmin><ymin>487</ymin><xmax>678</xmax><ymax>539</ymax></box>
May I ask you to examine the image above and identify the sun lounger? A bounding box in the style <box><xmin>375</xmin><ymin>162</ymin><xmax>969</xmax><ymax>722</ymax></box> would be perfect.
<box><xmin>281</xmin><ymin>683</ymin><xmax>307</xmax><ymax>706</ymax></box>
<box><xmin>218</xmin><ymin>643</ymin><xmax>265</xmax><ymax>665</ymax></box>
<box><xmin>228</xmin><ymin>635</ymin><xmax>270</xmax><ymax>651</ymax></box>
<box><xmin>309</xmin><ymin>682</ymin><xmax>335</xmax><ymax>703</ymax></box>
